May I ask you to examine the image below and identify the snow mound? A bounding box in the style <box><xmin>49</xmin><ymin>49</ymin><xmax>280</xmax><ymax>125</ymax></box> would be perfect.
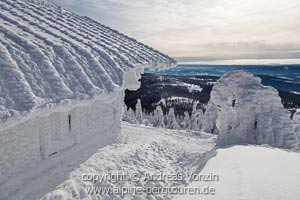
<box><xmin>202</xmin><ymin>71</ymin><xmax>298</xmax><ymax>149</ymax></box>
<box><xmin>176</xmin><ymin>145</ymin><xmax>300</xmax><ymax>200</ymax></box>
<box><xmin>0</xmin><ymin>0</ymin><xmax>176</xmax><ymax>123</ymax></box>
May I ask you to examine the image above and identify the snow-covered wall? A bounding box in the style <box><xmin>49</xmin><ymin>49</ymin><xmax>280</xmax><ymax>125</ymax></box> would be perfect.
<box><xmin>203</xmin><ymin>71</ymin><xmax>299</xmax><ymax>149</ymax></box>
<box><xmin>0</xmin><ymin>91</ymin><xmax>123</xmax><ymax>185</ymax></box>
<box><xmin>0</xmin><ymin>0</ymin><xmax>175</xmax><ymax>189</ymax></box>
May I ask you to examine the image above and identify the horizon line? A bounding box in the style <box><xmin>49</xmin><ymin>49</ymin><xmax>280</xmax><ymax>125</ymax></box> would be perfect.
<box><xmin>175</xmin><ymin>58</ymin><xmax>300</xmax><ymax>65</ymax></box>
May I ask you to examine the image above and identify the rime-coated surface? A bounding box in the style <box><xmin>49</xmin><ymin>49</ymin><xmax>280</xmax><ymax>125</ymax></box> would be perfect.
<box><xmin>0</xmin><ymin>0</ymin><xmax>176</xmax><ymax>122</ymax></box>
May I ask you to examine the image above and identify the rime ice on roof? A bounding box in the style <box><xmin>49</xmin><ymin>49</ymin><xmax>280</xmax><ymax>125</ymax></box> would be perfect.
<box><xmin>0</xmin><ymin>0</ymin><xmax>176</xmax><ymax>122</ymax></box>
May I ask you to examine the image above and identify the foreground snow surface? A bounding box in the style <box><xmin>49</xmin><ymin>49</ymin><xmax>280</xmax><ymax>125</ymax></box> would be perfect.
<box><xmin>10</xmin><ymin>123</ymin><xmax>215</xmax><ymax>200</ymax></box>
<box><xmin>176</xmin><ymin>145</ymin><xmax>300</xmax><ymax>200</ymax></box>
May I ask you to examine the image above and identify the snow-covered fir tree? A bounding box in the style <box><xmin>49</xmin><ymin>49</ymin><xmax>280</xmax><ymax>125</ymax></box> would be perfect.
<box><xmin>196</xmin><ymin>109</ymin><xmax>204</xmax><ymax>130</ymax></box>
<box><xmin>135</xmin><ymin>99</ymin><xmax>143</xmax><ymax>124</ymax></box>
<box><xmin>182</xmin><ymin>111</ymin><xmax>191</xmax><ymax>130</ymax></box>
<box><xmin>293</xmin><ymin>111</ymin><xmax>300</xmax><ymax>142</ymax></box>
<box><xmin>144</xmin><ymin>111</ymin><xmax>154</xmax><ymax>126</ymax></box>
<box><xmin>122</xmin><ymin>99</ymin><xmax>202</xmax><ymax>131</ymax></box>
<box><xmin>204</xmin><ymin>71</ymin><xmax>299</xmax><ymax>149</ymax></box>
<box><xmin>166</xmin><ymin>108</ymin><xmax>180</xmax><ymax>129</ymax></box>
<box><xmin>152</xmin><ymin>106</ymin><xmax>165</xmax><ymax>128</ymax></box>
<box><xmin>191</xmin><ymin>102</ymin><xmax>198</xmax><ymax>130</ymax></box>
<box><xmin>176</xmin><ymin>114</ymin><xmax>183</xmax><ymax>129</ymax></box>
<box><xmin>191</xmin><ymin>102</ymin><xmax>203</xmax><ymax>130</ymax></box>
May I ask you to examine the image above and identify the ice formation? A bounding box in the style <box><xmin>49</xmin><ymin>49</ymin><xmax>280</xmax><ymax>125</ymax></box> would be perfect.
<box><xmin>203</xmin><ymin>71</ymin><xmax>299</xmax><ymax>149</ymax></box>
<box><xmin>0</xmin><ymin>0</ymin><xmax>176</xmax><ymax>193</ymax></box>
<box><xmin>0</xmin><ymin>0</ymin><xmax>176</xmax><ymax>124</ymax></box>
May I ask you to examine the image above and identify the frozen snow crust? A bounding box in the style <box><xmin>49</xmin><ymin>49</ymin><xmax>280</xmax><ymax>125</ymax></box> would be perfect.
<box><xmin>0</xmin><ymin>0</ymin><xmax>176</xmax><ymax>123</ymax></box>
<box><xmin>203</xmin><ymin>71</ymin><xmax>299</xmax><ymax>149</ymax></box>
<box><xmin>176</xmin><ymin>145</ymin><xmax>300</xmax><ymax>200</ymax></box>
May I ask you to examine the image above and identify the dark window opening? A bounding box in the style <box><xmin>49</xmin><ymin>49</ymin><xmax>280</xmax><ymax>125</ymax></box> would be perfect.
<box><xmin>48</xmin><ymin>151</ymin><xmax>58</xmax><ymax>157</ymax></box>
<box><xmin>68</xmin><ymin>114</ymin><xmax>72</xmax><ymax>131</ymax></box>
<box><xmin>232</xmin><ymin>99</ymin><xmax>236</xmax><ymax>107</ymax></box>
<box><xmin>254</xmin><ymin>120</ymin><xmax>258</xmax><ymax>130</ymax></box>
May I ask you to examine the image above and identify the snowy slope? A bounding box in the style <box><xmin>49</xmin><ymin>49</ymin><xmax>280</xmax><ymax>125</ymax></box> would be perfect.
<box><xmin>6</xmin><ymin>123</ymin><xmax>215</xmax><ymax>200</ymax></box>
<box><xmin>176</xmin><ymin>145</ymin><xmax>300</xmax><ymax>200</ymax></box>
<box><xmin>0</xmin><ymin>0</ymin><xmax>176</xmax><ymax>123</ymax></box>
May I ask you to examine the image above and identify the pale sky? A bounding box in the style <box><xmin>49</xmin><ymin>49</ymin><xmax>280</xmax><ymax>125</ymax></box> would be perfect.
<box><xmin>50</xmin><ymin>0</ymin><xmax>300</xmax><ymax>59</ymax></box>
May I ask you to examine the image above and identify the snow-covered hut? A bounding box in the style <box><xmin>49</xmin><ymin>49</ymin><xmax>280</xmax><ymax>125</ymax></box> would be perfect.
<box><xmin>0</xmin><ymin>0</ymin><xmax>176</xmax><ymax>185</ymax></box>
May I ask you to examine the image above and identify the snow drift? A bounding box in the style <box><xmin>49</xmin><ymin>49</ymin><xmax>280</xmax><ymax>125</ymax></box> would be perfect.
<box><xmin>203</xmin><ymin>71</ymin><xmax>299</xmax><ymax>149</ymax></box>
<box><xmin>176</xmin><ymin>145</ymin><xmax>300</xmax><ymax>200</ymax></box>
<box><xmin>34</xmin><ymin>123</ymin><xmax>216</xmax><ymax>200</ymax></box>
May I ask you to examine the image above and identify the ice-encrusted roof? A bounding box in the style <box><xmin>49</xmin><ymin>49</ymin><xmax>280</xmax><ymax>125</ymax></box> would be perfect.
<box><xmin>0</xmin><ymin>0</ymin><xmax>176</xmax><ymax>122</ymax></box>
